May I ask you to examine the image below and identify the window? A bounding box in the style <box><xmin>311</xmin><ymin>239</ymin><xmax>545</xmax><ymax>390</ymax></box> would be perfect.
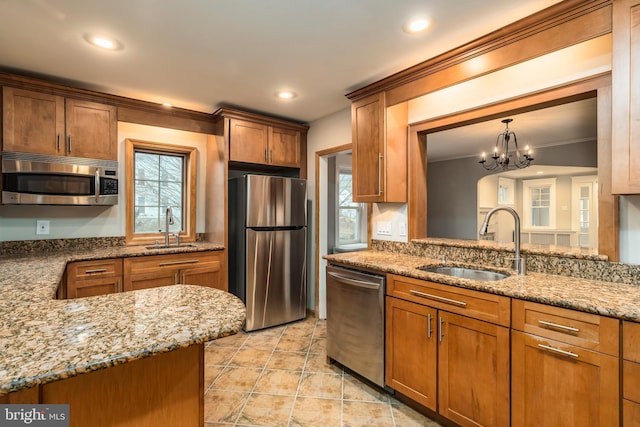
<box><xmin>572</xmin><ymin>176</ymin><xmax>598</xmax><ymax>249</ymax></box>
<box><xmin>126</xmin><ymin>139</ymin><xmax>197</xmax><ymax>245</ymax></box>
<box><xmin>522</xmin><ymin>178</ymin><xmax>556</xmax><ymax>229</ymax></box>
<box><xmin>337</xmin><ymin>169</ymin><xmax>366</xmax><ymax>245</ymax></box>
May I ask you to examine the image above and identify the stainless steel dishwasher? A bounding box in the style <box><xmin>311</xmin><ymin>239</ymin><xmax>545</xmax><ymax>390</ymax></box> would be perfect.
<box><xmin>326</xmin><ymin>264</ymin><xmax>385</xmax><ymax>387</ymax></box>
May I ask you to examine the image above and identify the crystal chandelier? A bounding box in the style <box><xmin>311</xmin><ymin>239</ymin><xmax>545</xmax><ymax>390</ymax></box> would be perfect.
<box><xmin>479</xmin><ymin>118</ymin><xmax>533</xmax><ymax>171</ymax></box>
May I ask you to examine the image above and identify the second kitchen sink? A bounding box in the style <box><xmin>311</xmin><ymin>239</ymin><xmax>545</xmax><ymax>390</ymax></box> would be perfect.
<box><xmin>418</xmin><ymin>265</ymin><xmax>509</xmax><ymax>281</ymax></box>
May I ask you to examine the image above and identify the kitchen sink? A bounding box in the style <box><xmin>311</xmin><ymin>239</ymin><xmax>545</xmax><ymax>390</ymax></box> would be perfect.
<box><xmin>418</xmin><ymin>265</ymin><xmax>509</xmax><ymax>281</ymax></box>
<box><xmin>145</xmin><ymin>243</ymin><xmax>198</xmax><ymax>250</ymax></box>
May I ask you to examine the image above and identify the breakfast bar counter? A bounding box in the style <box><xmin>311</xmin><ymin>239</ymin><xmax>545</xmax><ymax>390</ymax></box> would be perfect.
<box><xmin>0</xmin><ymin>244</ymin><xmax>245</xmax><ymax>426</ymax></box>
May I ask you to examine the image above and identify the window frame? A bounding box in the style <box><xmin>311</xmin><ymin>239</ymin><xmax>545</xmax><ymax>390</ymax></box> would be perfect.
<box><xmin>522</xmin><ymin>177</ymin><xmax>556</xmax><ymax>230</ymax></box>
<box><xmin>335</xmin><ymin>167</ymin><xmax>367</xmax><ymax>246</ymax></box>
<box><xmin>125</xmin><ymin>139</ymin><xmax>197</xmax><ymax>246</ymax></box>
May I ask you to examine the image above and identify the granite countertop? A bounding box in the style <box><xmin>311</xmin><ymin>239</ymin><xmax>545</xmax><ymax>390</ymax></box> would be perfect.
<box><xmin>324</xmin><ymin>250</ymin><xmax>640</xmax><ymax>322</ymax></box>
<box><xmin>0</xmin><ymin>243</ymin><xmax>245</xmax><ymax>395</ymax></box>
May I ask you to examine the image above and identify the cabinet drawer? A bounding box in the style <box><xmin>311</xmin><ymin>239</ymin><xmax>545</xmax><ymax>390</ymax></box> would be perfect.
<box><xmin>67</xmin><ymin>258</ymin><xmax>122</xmax><ymax>280</ymax></box>
<box><xmin>387</xmin><ymin>274</ymin><xmax>510</xmax><ymax>326</ymax></box>
<box><xmin>512</xmin><ymin>299</ymin><xmax>619</xmax><ymax>356</ymax></box>
<box><xmin>624</xmin><ymin>360</ymin><xmax>640</xmax><ymax>403</ymax></box>
<box><xmin>124</xmin><ymin>252</ymin><xmax>219</xmax><ymax>275</ymax></box>
<box><xmin>624</xmin><ymin>321</ymin><xmax>640</xmax><ymax>362</ymax></box>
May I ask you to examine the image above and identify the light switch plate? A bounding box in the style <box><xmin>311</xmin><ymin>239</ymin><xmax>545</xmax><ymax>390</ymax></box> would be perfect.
<box><xmin>376</xmin><ymin>221</ymin><xmax>392</xmax><ymax>236</ymax></box>
<box><xmin>36</xmin><ymin>220</ymin><xmax>50</xmax><ymax>235</ymax></box>
<box><xmin>399</xmin><ymin>222</ymin><xmax>407</xmax><ymax>237</ymax></box>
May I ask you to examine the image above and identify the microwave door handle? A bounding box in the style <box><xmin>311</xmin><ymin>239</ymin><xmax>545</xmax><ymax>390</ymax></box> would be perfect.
<box><xmin>95</xmin><ymin>169</ymin><xmax>100</xmax><ymax>202</ymax></box>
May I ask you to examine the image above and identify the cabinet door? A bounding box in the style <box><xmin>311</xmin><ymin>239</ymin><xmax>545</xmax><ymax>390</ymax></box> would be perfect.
<box><xmin>2</xmin><ymin>87</ymin><xmax>65</xmax><ymax>155</ymax></box>
<box><xmin>180</xmin><ymin>260</ymin><xmax>223</xmax><ymax>290</ymax></box>
<box><xmin>123</xmin><ymin>270</ymin><xmax>177</xmax><ymax>292</ymax></box>
<box><xmin>624</xmin><ymin>399</ymin><xmax>640</xmax><ymax>427</ymax></box>
<box><xmin>67</xmin><ymin>276</ymin><xmax>121</xmax><ymax>299</ymax></box>
<box><xmin>511</xmin><ymin>331</ymin><xmax>619</xmax><ymax>427</ymax></box>
<box><xmin>438</xmin><ymin>311</ymin><xmax>510</xmax><ymax>427</ymax></box>
<box><xmin>65</xmin><ymin>98</ymin><xmax>117</xmax><ymax>160</ymax></box>
<box><xmin>229</xmin><ymin>118</ymin><xmax>269</xmax><ymax>164</ymax></box>
<box><xmin>385</xmin><ymin>296</ymin><xmax>437</xmax><ymax>411</ymax></box>
<box><xmin>352</xmin><ymin>92</ymin><xmax>385</xmax><ymax>202</ymax></box>
<box><xmin>268</xmin><ymin>126</ymin><xmax>300</xmax><ymax>167</ymax></box>
<box><xmin>612</xmin><ymin>0</ymin><xmax>640</xmax><ymax>193</ymax></box>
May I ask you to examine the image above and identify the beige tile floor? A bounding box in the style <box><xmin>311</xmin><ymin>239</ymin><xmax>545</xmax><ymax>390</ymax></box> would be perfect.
<box><xmin>204</xmin><ymin>316</ymin><xmax>442</xmax><ymax>427</ymax></box>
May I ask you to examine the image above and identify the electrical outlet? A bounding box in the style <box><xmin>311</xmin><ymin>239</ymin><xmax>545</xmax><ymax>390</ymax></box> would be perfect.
<box><xmin>376</xmin><ymin>221</ymin><xmax>392</xmax><ymax>236</ymax></box>
<box><xmin>36</xmin><ymin>220</ymin><xmax>50</xmax><ymax>235</ymax></box>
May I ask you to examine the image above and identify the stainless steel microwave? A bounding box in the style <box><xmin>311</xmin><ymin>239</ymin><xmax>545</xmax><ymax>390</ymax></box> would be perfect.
<box><xmin>1</xmin><ymin>152</ymin><xmax>119</xmax><ymax>205</ymax></box>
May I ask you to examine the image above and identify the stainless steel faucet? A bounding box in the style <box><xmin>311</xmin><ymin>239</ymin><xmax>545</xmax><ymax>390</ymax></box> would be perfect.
<box><xmin>479</xmin><ymin>206</ymin><xmax>526</xmax><ymax>275</ymax></box>
<box><xmin>165</xmin><ymin>206</ymin><xmax>174</xmax><ymax>246</ymax></box>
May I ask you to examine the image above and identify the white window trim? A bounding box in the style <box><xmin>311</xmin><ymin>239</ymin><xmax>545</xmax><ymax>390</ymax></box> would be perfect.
<box><xmin>336</xmin><ymin>167</ymin><xmax>367</xmax><ymax>246</ymax></box>
<box><xmin>571</xmin><ymin>175</ymin><xmax>598</xmax><ymax>249</ymax></box>
<box><xmin>522</xmin><ymin>177</ymin><xmax>557</xmax><ymax>230</ymax></box>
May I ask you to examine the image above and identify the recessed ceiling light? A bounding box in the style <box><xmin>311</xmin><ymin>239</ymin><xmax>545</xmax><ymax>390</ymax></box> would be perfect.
<box><xmin>403</xmin><ymin>18</ymin><xmax>431</xmax><ymax>35</ymax></box>
<box><xmin>276</xmin><ymin>91</ymin><xmax>297</xmax><ymax>100</ymax></box>
<box><xmin>83</xmin><ymin>33</ymin><xmax>123</xmax><ymax>51</ymax></box>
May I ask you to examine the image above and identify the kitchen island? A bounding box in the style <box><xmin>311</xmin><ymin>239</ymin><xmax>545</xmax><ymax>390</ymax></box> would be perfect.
<box><xmin>0</xmin><ymin>247</ymin><xmax>245</xmax><ymax>427</ymax></box>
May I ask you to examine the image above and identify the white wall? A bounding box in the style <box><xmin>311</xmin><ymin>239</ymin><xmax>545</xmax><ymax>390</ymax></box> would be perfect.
<box><xmin>620</xmin><ymin>196</ymin><xmax>640</xmax><ymax>265</ymax></box>
<box><xmin>306</xmin><ymin>107</ymin><xmax>352</xmax><ymax>317</ymax></box>
<box><xmin>0</xmin><ymin>122</ymin><xmax>210</xmax><ymax>242</ymax></box>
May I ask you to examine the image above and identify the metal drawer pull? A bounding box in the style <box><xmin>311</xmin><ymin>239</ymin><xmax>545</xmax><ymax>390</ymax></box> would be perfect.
<box><xmin>538</xmin><ymin>320</ymin><xmax>580</xmax><ymax>333</ymax></box>
<box><xmin>538</xmin><ymin>344</ymin><xmax>579</xmax><ymax>358</ymax></box>
<box><xmin>85</xmin><ymin>268</ymin><xmax>107</xmax><ymax>274</ymax></box>
<box><xmin>409</xmin><ymin>290</ymin><xmax>467</xmax><ymax>307</ymax></box>
<box><xmin>427</xmin><ymin>313</ymin><xmax>432</xmax><ymax>338</ymax></box>
<box><xmin>158</xmin><ymin>260</ymin><xmax>199</xmax><ymax>267</ymax></box>
<box><xmin>439</xmin><ymin>317</ymin><xmax>444</xmax><ymax>342</ymax></box>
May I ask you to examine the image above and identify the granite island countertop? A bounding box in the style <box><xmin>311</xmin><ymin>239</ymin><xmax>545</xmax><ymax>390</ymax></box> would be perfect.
<box><xmin>325</xmin><ymin>250</ymin><xmax>640</xmax><ymax>322</ymax></box>
<box><xmin>0</xmin><ymin>243</ymin><xmax>245</xmax><ymax>395</ymax></box>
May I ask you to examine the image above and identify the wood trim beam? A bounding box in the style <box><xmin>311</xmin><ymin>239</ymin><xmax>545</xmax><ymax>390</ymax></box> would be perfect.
<box><xmin>346</xmin><ymin>0</ymin><xmax>612</xmax><ymax>104</ymax></box>
<box><xmin>407</xmin><ymin>74</ymin><xmax>617</xmax><ymax>260</ymax></box>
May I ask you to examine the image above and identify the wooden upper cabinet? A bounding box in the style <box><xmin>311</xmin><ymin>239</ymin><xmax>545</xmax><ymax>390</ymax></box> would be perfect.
<box><xmin>612</xmin><ymin>0</ymin><xmax>640</xmax><ymax>194</ymax></box>
<box><xmin>229</xmin><ymin>119</ymin><xmax>269</xmax><ymax>164</ymax></box>
<box><xmin>228</xmin><ymin>116</ymin><xmax>303</xmax><ymax>168</ymax></box>
<box><xmin>351</xmin><ymin>92</ymin><xmax>407</xmax><ymax>203</ymax></box>
<box><xmin>269</xmin><ymin>126</ymin><xmax>300</xmax><ymax>167</ymax></box>
<box><xmin>65</xmin><ymin>98</ymin><xmax>117</xmax><ymax>160</ymax></box>
<box><xmin>2</xmin><ymin>87</ymin><xmax>65</xmax><ymax>155</ymax></box>
<box><xmin>2</xmin><ymin>87</ymin><xmax>117</xmax><ymax>160</ymax></box>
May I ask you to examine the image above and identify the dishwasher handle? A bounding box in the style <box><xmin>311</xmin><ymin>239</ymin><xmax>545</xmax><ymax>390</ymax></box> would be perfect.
<box><xmin>327</xmin><ymin>271</ymin><xmax>381</xmax><ymax>290</ymax></box>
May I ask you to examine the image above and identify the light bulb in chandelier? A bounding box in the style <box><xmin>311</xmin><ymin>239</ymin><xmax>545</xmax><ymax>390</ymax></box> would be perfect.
<box><xmin>479</xmin><ymin>118</ymin><xmax>534</xmax><ymax>171</ymax></box>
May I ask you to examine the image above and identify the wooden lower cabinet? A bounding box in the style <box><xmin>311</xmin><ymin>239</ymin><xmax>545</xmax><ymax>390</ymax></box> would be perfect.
<box><xmin>511</xmin><ymin>330</ymin><xmax>619</xmax><ymax>427</ymax></box>
<box><xmin>65</xmin><ymin>258</ymin><xmax>122</xmax><ymax>299</ymax></box>
<box><xmin>438</xmin><ymin>311</ymin><xmax>510</xmax><ymax>427</ymax></box>
<box><xmin>624</xmin><ymin>399</ymin><xmax>640</xmax><ymax>427</ymax></box>
<box><xmin>385</xmin><ymin>295</ymin><xmax>509</xmax><ymax>427</ymax></box>
<box><xmin>124</xmin><ymin>251</ymin><xmax>224</xmax><ymax>292</ymax></box>
<box><xmin>2</xmin><ymin>345</ymin><xmax>204</xmax><ymax>427</ymax></box>
<box><xmin>624</xmin><ymin>321</ymin><xmax>640</xmax><ymax>426</ymax></box>
<box><xmin>385</xmin><ymin>296</ymin><xmax>437</xmax><ymax>410</ymax></box>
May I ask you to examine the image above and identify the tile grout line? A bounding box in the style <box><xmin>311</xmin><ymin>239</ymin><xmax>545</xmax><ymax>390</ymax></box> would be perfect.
<box><xmin>233</xmin><ymin>326</ymin><xmax>286</xmax><ymax>427</ymax></box>
<box><xmin>286</xmin><ymin>317</ymin><xmax>317</xmax><ymax>427</ymax></box>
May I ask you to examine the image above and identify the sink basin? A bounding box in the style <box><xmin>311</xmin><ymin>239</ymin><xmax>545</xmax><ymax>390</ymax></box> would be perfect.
<box><xmin>145</xmin><ymin>243</ymin><xmax>198</xmax><ymax>250</ymax></box>
<box><xmin>418</xmin><ymin>265</ymin><xmax>509</xmax><ymax>281</ymax></box>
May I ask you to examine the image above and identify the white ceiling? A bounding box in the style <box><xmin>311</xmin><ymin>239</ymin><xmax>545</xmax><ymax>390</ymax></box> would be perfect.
<box><xmin>427</xmin><ymin>97</ymin><xmax>598</xmax><ymax>162</ymax></box>
<box><xmin>0</xmin><ymin>0</ymin><xmax>562</xmax><ymax>123</ymax></box>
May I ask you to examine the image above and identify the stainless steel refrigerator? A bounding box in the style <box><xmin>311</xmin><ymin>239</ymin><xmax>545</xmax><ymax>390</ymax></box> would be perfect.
<box><xmin>228</xmin><ymin>174</ymin><xmax>307</xmax><ymax>331</ymax></box>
